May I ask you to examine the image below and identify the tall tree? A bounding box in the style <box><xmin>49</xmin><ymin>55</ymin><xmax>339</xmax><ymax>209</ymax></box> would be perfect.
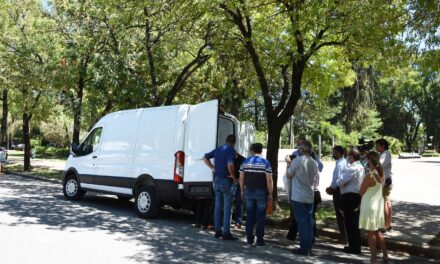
<box><xmin>0</xmin><ymin>0</ymin><xmax>59</xmax><ymax>170</ymax></box>
<box><xmin>218</xmin><ymin>0</ymin><xmax>407</xmax><ymax>204</ymax></box>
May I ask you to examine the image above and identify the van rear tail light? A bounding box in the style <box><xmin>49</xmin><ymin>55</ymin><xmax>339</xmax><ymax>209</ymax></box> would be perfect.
<box><xmin>174</xmin><ymin>151</ymin><xmax>185</xmax><ymax>183</ymax></box>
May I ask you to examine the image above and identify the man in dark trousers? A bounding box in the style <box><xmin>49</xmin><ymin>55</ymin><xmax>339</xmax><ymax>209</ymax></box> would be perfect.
<box><xmin>326</xmin><ymin>145</ymin><xmax>348</xmax><ymax>243</ymax></box>
<box><xmin>232</xmin><ymin>153</ymin><xmax>245</xmax><ymax>228</ymax></box>
<box><xmin>336</xmin><ymin>148</ymin><xmax>365</xmax><ymax>254</ymax></box>
<box><xmin>239</xmin><ymin>143</ymin><xmax>273</xmax><ymax>246</ymax></box>
<box><xmin>203</xmin><ymin>135</ymin><xmax>238</xmax><ymax>240</ymax></box>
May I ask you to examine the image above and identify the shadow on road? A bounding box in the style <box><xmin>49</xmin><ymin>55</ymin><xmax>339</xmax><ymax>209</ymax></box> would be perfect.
<box><xmin>0</xmin><ymin>175</ymin><xmax>437</xmax><ymax>263</ymax></box>
<box><xmin>391</xmin><ymin>201</ymin><xmax>440</xmax><ymax>245</ymax></box>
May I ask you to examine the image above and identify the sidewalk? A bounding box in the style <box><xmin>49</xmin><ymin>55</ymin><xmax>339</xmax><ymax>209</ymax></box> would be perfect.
<box><xmin>275</xmin><ymin>189</ymin><xmax>440</xmax><ymax>258</ymax></box>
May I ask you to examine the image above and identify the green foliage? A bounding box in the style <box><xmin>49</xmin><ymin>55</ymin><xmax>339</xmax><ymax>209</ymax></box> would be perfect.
<box><xmin>254</xmin><ymin>131</ymin><xmax>267</xmax><ymax>148</ymax></box>
<box><xmin>422</xmin><ymin>150</ymin><xmax>440</xmax><ymax>157</ymax></box>
<box><xmin>383</xmin><ymin>136</ymin><xmax>403</xmax><ymax>155</ymax></box>
<box><xmin>30</xmin><ymin>138</ymin><xmax>42</xmax><ymax>147</ymax></box>
<box><xmin>34</xmin><ymin>145</ymin><xmax>70</xmax><ymax>159</ymax></box>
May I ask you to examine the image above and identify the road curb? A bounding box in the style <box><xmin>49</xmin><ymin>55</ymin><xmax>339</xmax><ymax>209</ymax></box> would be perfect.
<box><xmin>5</xmin><ymin>171</ymin><xmax>62</xmax><ymax>184</ymax></box>
<box><xmin>317</xmin><ymin>227</ymin><xmax>440</xmax><ymax>259</ymax></box>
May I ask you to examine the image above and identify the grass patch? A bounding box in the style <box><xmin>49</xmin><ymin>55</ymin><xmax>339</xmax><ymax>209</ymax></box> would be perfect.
<box><xmin>6</xmin><ymin>149</ymin><xmax>68</xmax><ymax>161</ymax></box>
<box><xmin>4</xmin><ymin>163</ymin><xmax>62</xmax><ymax>180</ymax></box>
<box><xmin>7</xmin><ymin>150</ymin><xmax>24</xmax><ymax>157</ymax></box>
<box><xmin>266</xmin><ymin>200</ymin><xmax>337</xmax><ymax>228</ymax></box>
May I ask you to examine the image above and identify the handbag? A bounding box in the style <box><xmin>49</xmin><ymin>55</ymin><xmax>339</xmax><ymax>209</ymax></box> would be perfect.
<box><xmin>314</xmin><ymin>190</ymin><xmax>322</xmax><ymax>204</ymax></box>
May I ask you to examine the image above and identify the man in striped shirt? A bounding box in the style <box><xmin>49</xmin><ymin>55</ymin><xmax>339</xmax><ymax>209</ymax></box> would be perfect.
<box><xmin>239</xmin><ymin>143</ymin><xmax>273</xmax><ymax>246</ymax></box>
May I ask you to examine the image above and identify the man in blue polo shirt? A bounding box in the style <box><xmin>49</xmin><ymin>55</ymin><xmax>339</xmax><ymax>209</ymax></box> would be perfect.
<box><xmin>203</xmin><ymin>134</ymin><xmax>238</xmax><ymax>240</ymax></box>
<box><xmin>239</xmin><ymin>143</ymin><xmax>273</xmax><ymax>246</ymax></box>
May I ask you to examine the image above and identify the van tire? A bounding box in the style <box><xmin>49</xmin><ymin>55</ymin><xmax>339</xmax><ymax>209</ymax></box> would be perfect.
<box><xmin>63</xmin><ymin>175</ymin><xmax>85</xmax><ymax>200</ymax></box>
<box><xmin>135</xmin><ymin>185</ymin><xmax>159</xmax><ymax>219</ymax></box>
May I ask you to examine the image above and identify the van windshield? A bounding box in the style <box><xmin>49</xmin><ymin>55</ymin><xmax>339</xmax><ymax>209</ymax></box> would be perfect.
<box><xmin>217</xmin><ymin>116</ymin><xmax>235</xmax><ymax>147</ymax></box>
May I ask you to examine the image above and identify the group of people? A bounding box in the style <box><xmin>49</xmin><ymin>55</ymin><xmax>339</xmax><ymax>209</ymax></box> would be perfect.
<box><xmin>202</xmin><ymin>134</ymin><xmax>393</xmax><ymax>263</ymax></box>
<box><xmin>203</xmin><ymin>135</ymin><xmax>273</xmax><ymax>245</ymax></box>
<box><xmin>325</xmin><ymin>139</ymin><xmax>393</xmax><ymax>263</ymax></box>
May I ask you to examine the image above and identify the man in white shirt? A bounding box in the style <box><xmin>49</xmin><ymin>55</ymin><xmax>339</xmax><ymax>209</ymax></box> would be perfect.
<box><xmin>337</xmin><ymin>148</ymin><xmax>365</xmax><ymax>254</ymax></box>
<box><xmin>376</xmin><ymin>139</ymin><xmax>393</xmax><ymax>230</ymax></box>
<box><xmin>286</xmin><ymin>141</ymin><xmax>318</xmax><ymax>256</ymax></box>
<box><xmin>326</xmin><ymin>146</ymin><xmax>348</xmax><ymax>243</ymax></box>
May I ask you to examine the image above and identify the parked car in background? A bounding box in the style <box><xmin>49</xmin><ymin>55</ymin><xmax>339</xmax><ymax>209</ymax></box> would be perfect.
<box><xmin>15</xmin><ymin>144</ymin><xmax>25</xmax><ymax>151</ymax></box>
<box><xmin>0</xmin><ymin>147</ymin><xmax>8</xmax><ymax>172</ymax></box>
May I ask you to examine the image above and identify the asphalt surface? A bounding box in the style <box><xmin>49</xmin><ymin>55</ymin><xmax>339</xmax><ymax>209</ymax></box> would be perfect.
<box><xmin>0</xmin><ymin>174</ymin><xmax>437</xmax><ymax>264</ymax></box>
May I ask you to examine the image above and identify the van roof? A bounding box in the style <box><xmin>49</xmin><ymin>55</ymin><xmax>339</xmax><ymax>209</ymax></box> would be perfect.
<box><xmin>95</xmin><ymin>104</ymin><xmax>190</xmax><ymax>126</ymax></box>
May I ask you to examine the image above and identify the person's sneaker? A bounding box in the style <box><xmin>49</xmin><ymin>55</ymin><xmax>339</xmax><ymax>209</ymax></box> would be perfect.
<box><xmin>222</xmin><ymin>233</ymin><xmax>239</xmax><ymax>241</ymax></box>
<box><xmin>234</xmin><ymin>224</ymin><xmax>242</xmax><ymax>229</ymax></box>
<box><xmin>214</xmin><ymin>231</ymin><xmax>223</xmax><ymax>239</ymax></box>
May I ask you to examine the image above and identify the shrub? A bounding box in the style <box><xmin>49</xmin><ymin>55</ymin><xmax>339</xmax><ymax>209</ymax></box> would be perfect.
<box><xmin>383</xmin><ymin>136</ymin><xmax>403</xmax><ymax>155</ymax></box>
<box><xmin>30</xmin><ymin>138</ymin><xmax>43</xmax><ymax>147</ymax></box>
<box><xmin>422</xmin><ymin>150</ymin><xmax>440</xmax><ymax>157</ymax></box>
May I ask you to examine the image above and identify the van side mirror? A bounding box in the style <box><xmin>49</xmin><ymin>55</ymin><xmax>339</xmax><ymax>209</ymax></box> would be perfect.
<box><xmin>71</xmin><ymin>143</ymin><xmax>80</xmax><ymax>156</ymax></box>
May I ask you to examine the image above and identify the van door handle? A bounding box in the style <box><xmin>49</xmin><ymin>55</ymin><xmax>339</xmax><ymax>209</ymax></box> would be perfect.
<box><xmin>92</xmin><ymin>156</ymin><xmax>97</xmax><ymax>159</ymax></box>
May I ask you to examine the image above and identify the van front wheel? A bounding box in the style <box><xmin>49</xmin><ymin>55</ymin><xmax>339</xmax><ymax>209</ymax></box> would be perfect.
<box><xmin>135</xmin><ymin>186</ymin><xmax>159</xmax><ymax>218</ymax></box>
<box><xmin>63</xmin><ymin>175</ymin><xmax>85</xmax><ymax>200</ymax></box>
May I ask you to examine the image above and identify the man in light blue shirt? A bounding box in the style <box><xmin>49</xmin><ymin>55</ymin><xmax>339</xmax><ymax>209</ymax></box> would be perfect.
<box><xmin>326</xmin><ymin>146</ymin><xmax>348</xmax><ymax>243</ymax></box>
<box><xmin>336</xmin><ymin>148</ymin><xmax>365</xmax><ymax>254</ymax></box>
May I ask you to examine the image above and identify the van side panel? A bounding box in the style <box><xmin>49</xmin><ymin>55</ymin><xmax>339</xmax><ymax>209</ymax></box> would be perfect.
<box><xmin>133</xmin><ymin>107</ymin><xmax>178</xmax><ymax>181</ymax></box>
<box><xmin>91</xmin><ymin>111</ymin><xmax>140</xmax><ymax>191</ymax></box>
<box><xmin>132</xmin><ymin>107</ymin><xmax>184</xmax><ymax>204</ymax></box>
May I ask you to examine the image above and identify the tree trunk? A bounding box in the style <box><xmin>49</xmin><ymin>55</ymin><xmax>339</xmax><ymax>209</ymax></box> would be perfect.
<box><xmin>23</xmin><ymin>113</ymin><xmax>31</xmax><ymax>171</ymax></box>
<box><xmin>254</xmin><ymin>99</ymin><xmax>259</xmax><ymax>130</ymax></box>
<box><xmin>0</xmin><ymin>89</ymin><xmax>8</xmax><ymax>145</ymax></box>
<box><xmin>72</xmin><ymin>62</ymin><xmax>87</xmax><ymax>145</ymax></box>
<box><xmin>266</xmin><ymin>125</ymin><xmax>282</xmax><ymax>208</ymax></box>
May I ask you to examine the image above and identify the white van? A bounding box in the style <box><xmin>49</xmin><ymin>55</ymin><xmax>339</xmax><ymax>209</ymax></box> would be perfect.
<box><xmin>62</xmin><ymin>100</ymin><xmax>254</xmax><ymax>218</ymax></box>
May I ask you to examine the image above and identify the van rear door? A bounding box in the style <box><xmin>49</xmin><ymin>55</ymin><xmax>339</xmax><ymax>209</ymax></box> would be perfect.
<box><xmin>183</xmin><ymin>100</ymin><xmax>218</xmax><ymax>185</ymax></box>
<box><xmin>238</xmin><ymin>122</ymin><xmax>255</xmax><ymax>158</ymax></box>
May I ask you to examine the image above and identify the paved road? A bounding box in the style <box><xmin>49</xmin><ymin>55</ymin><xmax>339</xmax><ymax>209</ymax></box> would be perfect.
<box><xmin>276</xmin><ymin>157</ymin><xmax>440</xmax><ymax>205</ymax></box>
<box><xmin>0</xmin><ymin>174</ymin><xmax>436</xmax><ymax>264</ymax></box>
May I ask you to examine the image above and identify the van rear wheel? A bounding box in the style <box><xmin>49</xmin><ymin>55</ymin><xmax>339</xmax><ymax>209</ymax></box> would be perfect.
<box><xmin>63</xmin><ymin>175</ymin><xmax>85</xmax><ymax>200</ymax></box>
<box><xmin>135</xmin><ymin>185</ymin><xmax>159</xmax><ymax>218</ymax></box>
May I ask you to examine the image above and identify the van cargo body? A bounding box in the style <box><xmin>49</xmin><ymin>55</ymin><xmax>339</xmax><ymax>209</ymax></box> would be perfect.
<box><xmin>62</xmin><ymin>100</ymin><xmax>254</xmax><ymax>218</ymax></box>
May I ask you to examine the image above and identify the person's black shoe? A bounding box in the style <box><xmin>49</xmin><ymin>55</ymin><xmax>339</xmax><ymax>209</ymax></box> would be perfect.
<box><xmin>292</xmin><ymin>248</ymin><xmax>310</xmax><ymax>256</ymax></box>
<box><xmin>379</xmin><ymin>228</ymin><xmax>387</xmax><ymax>234</ymax></box>
<box><xmin>215</xmin><ymin>231</ymin><xmax>223</xmax><ymax>239</ymax></box>
<box><xmin>222</xmin><ymin>233</ymin><xmax>239</xmax><ymax>241</ymax></box>
<box><xmin>286</xmin><ymin>232</ymin><xmax>296</xmax><ymax>241</ymax></box>
<box><xmin>256</xmin><ymin>239</ymin><xmax>266</xmax><ymax>247</ymax></box>
<box><xmin>343</xmin><ymin>246</ymin><xmax>361</xmax><ymax>254</ymax></box>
